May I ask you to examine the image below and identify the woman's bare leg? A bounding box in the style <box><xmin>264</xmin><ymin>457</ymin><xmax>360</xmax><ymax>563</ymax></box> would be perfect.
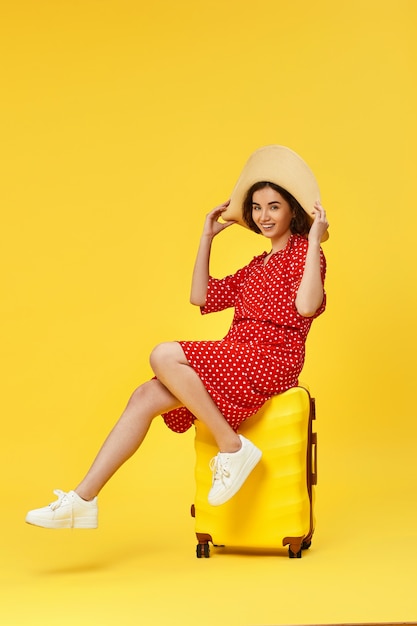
<box><xmin>75</xmin><ymin>379</ymin><xmax>181</xmax><ymax>500</ymax></box>
<box><xmin>150</xmin><ymin>342</ymin><xmax>241</xmax><ymax>454</ymax></box>
<box><xmin>26</xmin><ymin>342</ymin><xmax>258</xmax><ymax>527</ymax></box>
<box><xmin>76</xmin><ymin>341</ymin><xmax>241</xmax><ymax>501</ymax></box>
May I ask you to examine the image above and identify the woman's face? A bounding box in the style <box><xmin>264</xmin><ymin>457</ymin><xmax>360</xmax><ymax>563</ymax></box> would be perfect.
<box><xmin>251</xmin><ymin>186</ymin><xmax>293</xmax><ymax>246</ymax></box>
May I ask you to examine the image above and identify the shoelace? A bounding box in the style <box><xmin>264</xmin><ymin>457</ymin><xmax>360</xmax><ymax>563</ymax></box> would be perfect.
<box><xmin>209</xmin><ymin>455</ymin><xmax>231</xmax><ymax>485</ymax></box>
<box><xmin>49</xmin><ymin>489</ymin><xmax>69</xmax><ymax>510</ymax></box>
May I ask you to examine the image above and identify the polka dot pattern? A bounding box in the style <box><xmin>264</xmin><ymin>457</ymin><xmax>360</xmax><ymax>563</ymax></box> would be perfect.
<box><xmin>162</xmin><ymin>234</ymin><xmax>326</xmax><ymax>433</ymax></box>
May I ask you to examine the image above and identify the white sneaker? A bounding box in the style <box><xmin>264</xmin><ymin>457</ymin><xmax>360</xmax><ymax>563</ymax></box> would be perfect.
<box><xmin>25</xmin><ymin>490</ymin><xmax>98</xmax><ymax>529</ymax></box>
<box><xmin>208</xmin><ymin>435</ymin><xmax>262</xmax><ymax>506</ymax></box>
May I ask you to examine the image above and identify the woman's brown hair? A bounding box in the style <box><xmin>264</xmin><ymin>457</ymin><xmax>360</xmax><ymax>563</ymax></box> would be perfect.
<box><xmin>242</xmin><ymin>181</ymin><xmax>311</xmax><ymax>236</ymax></box>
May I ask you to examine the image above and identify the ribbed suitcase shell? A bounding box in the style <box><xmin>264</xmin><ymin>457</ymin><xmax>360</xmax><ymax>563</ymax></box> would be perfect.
<box><xmin>191</xmin><ymin>386</ymin><xmax>317</xmax><ymax>558</ymax></box>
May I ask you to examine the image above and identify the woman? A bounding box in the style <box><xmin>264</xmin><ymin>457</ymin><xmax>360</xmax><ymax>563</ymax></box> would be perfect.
<box><xmin>26</xmin><ymin>145</ymin><xmax>329</xmax><ymax>528</ymax></box>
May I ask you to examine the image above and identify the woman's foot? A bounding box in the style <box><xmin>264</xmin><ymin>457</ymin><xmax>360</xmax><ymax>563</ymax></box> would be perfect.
<box><xmin>208</xmin><ymin>435</ymin><xmax>262</xmax><ymax>506</ymax></box>
<box><xmin>25</xmin><ymin>490</ymin><xmax>98</xmax><ymax>528</ymax></box>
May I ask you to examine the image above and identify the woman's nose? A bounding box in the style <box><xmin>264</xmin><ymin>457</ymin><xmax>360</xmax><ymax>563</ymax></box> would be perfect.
<box><xmin>259</xmin><ymin>207</ymin><xmax>269</xmax><ymax>221</ymax></box>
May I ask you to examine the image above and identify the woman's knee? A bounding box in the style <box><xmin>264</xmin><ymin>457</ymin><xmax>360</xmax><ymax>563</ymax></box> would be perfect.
<box><xmin>129</xmin><ymin>378</ymin><xmax>180</xmax><ymax>415</ymax></box>
<box><xmin>129</xmin><ymin>380</ymin><xmax>155</xmax><ymax>405</ymax></box>
<box><xmin>150</xmin><ymin>341</ymin><xmax>183</xmax><ymax>373</ymax></box>
<box><xmin>128</xmin><ymin>380</ymin><xmax>163</xmax><ymax>414</ymax></box>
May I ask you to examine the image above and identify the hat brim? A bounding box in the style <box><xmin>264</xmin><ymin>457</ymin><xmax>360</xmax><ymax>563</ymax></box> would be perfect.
<box><xmin>222</xmin><ymin>145</ymin><xmax>329</xmax><ymax>242</ymax></box>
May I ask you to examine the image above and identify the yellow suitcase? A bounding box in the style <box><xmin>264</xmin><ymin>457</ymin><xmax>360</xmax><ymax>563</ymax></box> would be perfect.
<box><xmin>191</xmin><ymin>386</ymin><xmax>317</xmax><ymax>558</ymax></box>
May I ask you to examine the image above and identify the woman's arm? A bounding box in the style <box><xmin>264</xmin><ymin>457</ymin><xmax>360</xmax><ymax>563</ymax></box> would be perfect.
<box><xmin>295</xmin><ymin>202</ymin><xmax>329</xmax><ymax>317</ymax></box>
<box><xmin>190</xmin><ymin>202</ymin><xmax>235</xmax><ymax>306</ymax></box>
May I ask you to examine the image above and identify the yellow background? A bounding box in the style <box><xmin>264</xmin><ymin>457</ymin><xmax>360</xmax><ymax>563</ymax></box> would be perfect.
<box><xmin>1</xmin><ymin>0</ymin><xmax>416</xmax><ymax>624</ymax></box>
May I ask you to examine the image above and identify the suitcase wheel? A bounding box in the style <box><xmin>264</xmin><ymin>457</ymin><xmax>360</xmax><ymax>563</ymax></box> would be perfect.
<box><xmin>288</xmin><ymin>547</ymin><xmax>302</xmax><ymax>558</ymax></box>
<box><xmin>196</xmin><ymin>543</ymin><xmax>210</xmax><ymax>558</ymax></box>
<box><xmin>288</xmin><ymin>540</ymin><xmax>311</xmax><ymax>558</ymax></box>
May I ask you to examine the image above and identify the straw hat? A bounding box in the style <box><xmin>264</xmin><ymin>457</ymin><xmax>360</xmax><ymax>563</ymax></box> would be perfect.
<box><xmin>222</xmin><ymin>145</ymin><xmax>329</xmax><ymax>242</ymax></box>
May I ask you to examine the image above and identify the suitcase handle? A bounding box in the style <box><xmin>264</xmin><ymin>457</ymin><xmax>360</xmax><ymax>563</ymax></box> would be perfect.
<box><xmin>311</xmin><ymin>432</ymin><xmax>318</xmax><ymax>485</ymax></box>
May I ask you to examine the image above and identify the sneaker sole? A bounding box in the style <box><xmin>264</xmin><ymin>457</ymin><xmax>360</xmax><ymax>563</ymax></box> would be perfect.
<box><xmin>208</xmin><ymin>446</ymin><xmax>262</xmax><ymax>506</ymax></box>
<box><xmin>25</xmin><ymin>515</ymin><xmax>97</xmax><ymax>529</ymax></box>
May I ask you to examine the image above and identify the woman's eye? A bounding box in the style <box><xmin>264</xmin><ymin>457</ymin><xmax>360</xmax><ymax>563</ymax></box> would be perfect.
<box><xmin>252</xmin><ymin>205</ymin><xmax>261</xmax><ymax>211</ymax></box>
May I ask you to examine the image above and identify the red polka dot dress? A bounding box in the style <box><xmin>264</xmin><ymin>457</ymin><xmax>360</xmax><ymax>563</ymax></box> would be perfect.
<box><xmin>162</xmin><ymin>234</ymin><xmax>326</xmax><ymax>433</ymax></box>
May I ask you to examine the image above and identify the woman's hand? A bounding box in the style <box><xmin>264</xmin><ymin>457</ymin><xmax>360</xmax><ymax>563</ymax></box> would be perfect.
<box><xmin>308</xmin><ymin>201</ymin><xmax>329</xmax><ymax>244</ymax></box>
<box><xmin>202</xmin><ymin>201</ymin><xmax>236</xmax><ymax>239</ymax></box>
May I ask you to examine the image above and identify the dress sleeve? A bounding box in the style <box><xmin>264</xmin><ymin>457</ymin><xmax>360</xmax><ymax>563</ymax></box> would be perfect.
<box><xmin>200</xmin><ymin>264</ymin><xmax>250</xmax><ymax>315</ymax></box>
